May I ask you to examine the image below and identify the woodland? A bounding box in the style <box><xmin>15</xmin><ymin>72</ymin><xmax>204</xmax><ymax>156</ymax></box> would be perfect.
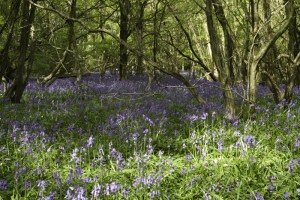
<box><xmin>0</xmin><ymin>0</ymin><xmax>300</xmax><ymax>199</ymax></box>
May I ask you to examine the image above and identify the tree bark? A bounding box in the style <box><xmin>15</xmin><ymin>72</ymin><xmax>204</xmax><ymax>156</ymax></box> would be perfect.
<box><xmin>6</xmin><ymin>0</ymin><xmax>37</xmax><ymax>103</ymax></box>
<box><xmin>205</xmin><ymin>0</ymin><xmax>235</xmax><ymax>119</ymax></box>
<box><xmin>119</xmin><ymin>0</ymin><xmax>131</xmax><ymax>80</ymax></box>
<box><xmin>135</xmin><ymin>0</ymin><xmax>147</xmax><ymax>75</ymax></box>
<box><xmin>0</xmin><ymin>0</ymin><xmax>21</xmax><ymax>83</ymax></box>
<box><xmin>247</xmin><ymin>5</ymin><xmax>292</xmax><ymax>104</ymax></box>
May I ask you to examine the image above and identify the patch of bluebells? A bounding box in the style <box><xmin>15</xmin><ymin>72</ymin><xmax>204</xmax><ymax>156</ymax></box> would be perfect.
<box><xmin>1</xmin><ymin>74</ymin><xmax>300</xmax><ymax>199</ymax></box>
<box><xmin>0</xmin><ymin>180</ymin><xmax>7</xmax><ymax>190</ymax></box>
<box><xmin>244</xmin><ymin>135</ymin><xmax>256</xmax><ymax>148</ymax></box>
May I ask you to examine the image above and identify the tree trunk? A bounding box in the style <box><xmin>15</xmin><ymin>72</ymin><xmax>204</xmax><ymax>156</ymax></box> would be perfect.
<box><xmin>205</xmin><ymin>0</ymin><xmax>235</xmax><ymax>119</ymax></box>
<box><xmin>135</xmin><ymin>1</ymin><xmax>147</xmax><ymax>75</ymax></box>
<box><xmin>283</xmin><ymin>0</ymin><xmax>300</xmax><ymax>103</ymax></box>
<box><xmin>119</xmin><ymin>0</ymin><xmax>131</xmax><ymax>80</ymax></box>
<box><xmin>212</xmin><ymin>0</ymin><xmax>235</xmax><ymax>83</ymax></box>
<box><xmin>6</xmin><ymin>0</ymin><xmax>37</xmax><ymax>103</ymax></box>
<box><xmin>247</xmin><ymin>1</ymin><xmax>292</xmax><ymax>103</ymax></box>
<box><xmin>0</xmin><ymin>0</ymin><xmax>21</xmax><ymax>83</ymax></box>
<box><xmin>67</xmin><ymin>0</ymin><xmax>81</xmax><ymax>83</ymax></box>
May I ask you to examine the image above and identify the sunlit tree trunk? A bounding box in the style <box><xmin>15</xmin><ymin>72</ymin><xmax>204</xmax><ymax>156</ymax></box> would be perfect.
<box><xmin>247</xmin><ymin>0</ymin><xmax>291</xmax><ymax>104</ymax></box>
<box><xmin>212</xmin><ymin>0</ymin><xmax>235</xmax><ymax>83</ymax></box>
<box><xmin>205</xmin><ymin>0</ymin><xmax>235</xmax><ymax>119</ymax></box>
<box><xmin>283</xmin><ymin>0</ymin><xmax>300</xmax><ymax>103</ymax></box>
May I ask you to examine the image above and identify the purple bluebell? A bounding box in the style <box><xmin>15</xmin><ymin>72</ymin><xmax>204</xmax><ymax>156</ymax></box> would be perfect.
<box><xmin>283</xmin><ymin>192</ymin><xmax>290</xmax><ymax>199</ymax></box>
<box><xmin>86</xmin><ymin>135</ymin><xmax>94</xmax><ymax>147</ymax></box>
<box><xmin>244</xmin><ymin>135</ymin><xmax>256</xmax><ymax>147</ymax></box>
<box><xmin>254</xmin><ymin>191</ymin><xmax>264</xmax><ymax>200</ymax></box>
<box><xmin>91</xmin><ymin>183</ymin><xmax>101</xmax><ymax>197</ymax></box>
<box><xmin>0</xmin><ymin>180</ymin><xmax>7</xmax><ymax>190</ymax></box>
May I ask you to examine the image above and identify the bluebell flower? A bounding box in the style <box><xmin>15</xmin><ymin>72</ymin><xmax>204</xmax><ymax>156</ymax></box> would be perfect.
<box><xmin>217</xmin><ymin>140</ymin><xmax>224</xmax><ymax>152</ymax></box>
<box><xmin>87</xmin><ymin>135</ymin><xmax>94</xmax><ymax>147</ymax></box>
<box><xmin>39</xmin><ymin>192</ymin><xmax>55</xmax><ymax>200</ymax></box>
<box><xmin>52</xmin><ymin>172</ymin><xmax>62</xmax><ymax>185</ymax></box>
<box><xmin>254</xmin><ymin>191</ymin><xmax>264</xmax><ymax>200</ymax></box>
<box><xmin>187</xmin><ymin>153</ymin><xmax>192</xmax><ymax>162</ymax></box>
<box><xmin>244</xmin><ymin>135</ymin><xmax>256</xmax><ymax>147</ymax></box>
<box><xmin>0</xmin><ymin>180</ymin><xmax>7</xmax><ymax>190</ymax></box>
<box><xmin>91</xmin><ymin>183</ymin><xmax>101</xmax><ymax>197</ymax></box>
<box><xmin>109</xmin><ymin>182</ymin><xmax>119</xmax><ymax>194</ymax></box>
<box><xmin>75</xmin><ymin>186</ymin><xmax>87</xmax><ymax>200</ymax></box>
<box><xmin>267</xmin><ymin>185</ymin><xmax>274</xmax><ymax>192</ymax></box>
<box><xmin>37</xmin><ymin>180</ymin><xmax>47</xmax><ymax>191</ymax></box>
<box><xmin>24</xmin><ymin>181</ymin><xmax>31</xmax><ymax>190</ymax></box>
<box><xmin>283</xmin><ymin>192</ymin><xmax>290</xmax><ymax>199</ymax></box>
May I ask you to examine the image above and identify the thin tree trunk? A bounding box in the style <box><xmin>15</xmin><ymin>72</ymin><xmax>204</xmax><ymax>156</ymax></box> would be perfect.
<box><xmin>135</xmin><ymin>1</ymin><xmax>147</xmax><ymax>75</ymax></box>
<box><xmin>0</xmin><ymin>0</ymin><xmax>21</xmax><ymax>82</ymax></box>
<box><xmin>119</xmin><ymin>0</ymin><xmax>131</xmax><ymax>80</ymax></box>
<box><xmin>6</xmin><ymin>0</ymin><xmax>37</xmax><ymax>103</ymax></box>
<box><xmin>247</xmin><ymin>7</ymin><xmax>292</xmax><ymax>103</ymax></box>
<box><xmin>205</xmin><ymin>0</ymin><xmax>235</xmax><ymax>119</ymax></box>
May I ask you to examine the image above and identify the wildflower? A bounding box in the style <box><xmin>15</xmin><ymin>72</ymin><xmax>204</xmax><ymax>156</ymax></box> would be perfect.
<box><xmin>297</xmin><ymin>188</ymin><xmax>300</xmax><ymax>196</ymax></box>
<box><xmin>203</xmin><ymin>192</ymin><xmax>212</xmax><ymax>200</ymax></box>
<box><xmin>40</xmin><ymin>192</ymin><xmax>56</xmax><ymax>200</ymax></box>
<box><xmin>37</xmin><ymin>180</ymin><xmax>47</xmax><ymax>196</ymax></box>
<box><xmin>217</xmin><ymin>140</ymin><xmax>224</xmax><ymax>152</ymax></box>
<box><xmin>267</xmin><ymin>185</ymin><xmax>274</xmax><ymax>192</ymax></box>
<box><xmin>52</xmin><ymin>172</ymin><xmax>62</xmax><ymax>185</ymax></box>
<box><xmin>91</xmin><ymin>184</ymin><xmax>101</xmax><ymax>198</ymax></box>
<box><xmin>110</xmin><ymin>182</ymin><xmax>119</xmax><ymax>194</ymax></box>
<box><xmin>283</xmin><ymin>192</ymin><xmax>290</xmax><ymax>199</ymax></box>
<box><xmin>75</xmin><ymin>167</ymin><xmax>83</xmax><ymax>178</ymax></box>
<box><xmin>200</xmin><ymin>112</ymin><xmax>208</xmax><ymax>120</ymax></box>
<box><xmin>25</xmin><ymin>181</ymin><xmax>31</xmax><ymax>190</ymax></box>
<box><xmin>254</xmin><ymin>191</ymin><xmax>264</xmax><ymax>200</ymax></box>
<box><xmin>294</xmin><ymin>135</ymin><xmax>299</xmax><ymax>151</ymax></box>
<box><xmin>66</xmin><ymin>169</ymin><xmax>73</xmax><ymax>183</ymax></box>
<box><xmin>87</xmin><ymin>135</ymin><xmax>94</xmax><ymax>147</ymax></box>
<box><xmin>123</xmin><ymin>188</ymin><xmax>130</xmax><ymax>198</ymax></box>
<box><xmin>81</xmin><ymin>177</ymin><xmax>91</xmax><ymax>183</ymax></box>
<box><xmin>233</xmin><ymin>131</ymin><xmax>240</xmax><ymax>137</ymax></box>
<box><xmin>0</xmin><ymin>180</ymin><xmax>7</xmax><ymax>190</ymax></box>
<box><xmin>244</xmin><ymin>135</ymin><xmax>256</xmax><ymax>147</ymax></box>
<box><xmin>187</xmin><ymin>154</ymin><xmax>192</xmax><ymax>162</ymax></box>
<box><xmin>104</xmin><ymin>183</ymin><xmax>110</xmax><ymax>195</ymax></box>
<box><xmin>37</xmin><ymin>180</ymin><xmax>47</xmax><ymax>191</ymax></box>
<box><xmin>148</xmin><ymin>190</ymin><xmax>160</xmax><ymax>197</ymax></box>
<box><xmin>75</xmin><ymin>186</ymin><xmax>87</xmax><ymax>200</ymax></box>
<box><xmin>109</xmin><ymin>148</ymin><xmax>118</xmax><ymax>159</ymax></box>
<box><xmin>65</xmin><ymin>186</ymin><xmax>74</xmax><ymax>199</ymax></box>
<box><xmin>287</xmin><ymin>159</ymin><xmax>297</xmax><ymax>173</ymax></box>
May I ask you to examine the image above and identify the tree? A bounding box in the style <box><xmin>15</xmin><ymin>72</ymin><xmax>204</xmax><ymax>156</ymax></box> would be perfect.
<box><xmin>246</xmin><ymin>0</ymin><xmax>292</xmax><ymax>104</ymax></box>
<box><xmin>204</xmin><ymin>0</ymin><xmax>235</xmax><ymax>119</ymax></box>
<box><xmin>262</xmin><ymin>0</ymin><xmax>300</xmax><ymax>104</ymax></box>
<box><xmin>5</xmin><ymin>0</ymin><xmax>37</xmax><ymax>103</ymax></box>
<box><xmin>119</xmin><ymin>0</ymin><xmax>131</xmax><ymax>80</ymax></box>
<box><xmin>0</xmin><ymin>0</ymin><xmax>22</xmax><ymax>92</ymax></box>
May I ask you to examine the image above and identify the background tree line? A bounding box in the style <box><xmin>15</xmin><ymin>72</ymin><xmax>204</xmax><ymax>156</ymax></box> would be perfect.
<box><xmin>0</xmin><ymin>0</ymin><xmax>299</xmax><ymax>118</ymax></box>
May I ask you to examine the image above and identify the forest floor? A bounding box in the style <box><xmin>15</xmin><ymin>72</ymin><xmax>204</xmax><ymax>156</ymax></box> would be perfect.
<box><xmin>0</xmin><ymin>74</ymin><xmax>300</xmax><ymax>199</ymax></box>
